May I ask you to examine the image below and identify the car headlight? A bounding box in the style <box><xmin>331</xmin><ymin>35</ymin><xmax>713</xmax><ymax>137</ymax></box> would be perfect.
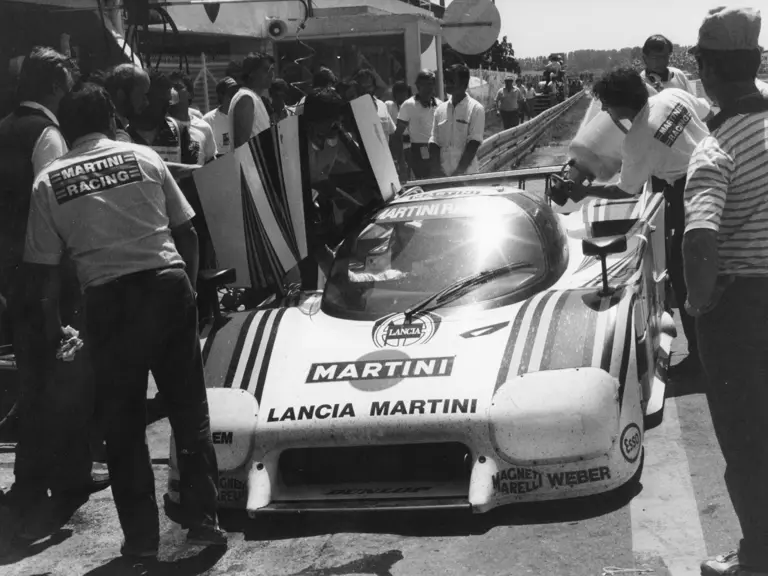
<box><xmin>206</xmin><ymin>388</ymin><xmax>258</xmax><ymax>471</ymax></box>
<box><xmin>490</xmin><ymin>368</ymin><xmax>619</xmax><ymax>465</ymax></box>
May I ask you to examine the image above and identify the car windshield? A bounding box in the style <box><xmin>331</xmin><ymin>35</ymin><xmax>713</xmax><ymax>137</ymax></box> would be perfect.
<box><xmin>322</xmin><ymin>194</ymin><xmax>548</xmax><ymax>320</ymax></box>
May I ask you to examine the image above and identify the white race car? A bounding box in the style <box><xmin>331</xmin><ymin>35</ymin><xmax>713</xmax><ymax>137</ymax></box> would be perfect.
<box><xmin>165</xmin><ymin>179</ymin><xmax>674</xmax><ymax>516</ymax></box>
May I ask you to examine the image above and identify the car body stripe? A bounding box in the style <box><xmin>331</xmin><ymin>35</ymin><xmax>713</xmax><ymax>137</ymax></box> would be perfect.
<box><xmin>599</xmin><ymin>296</ymin><xmax>619</xmax><ymax>372</ymax></box>
<box><xmin>580</xmin><ymin>296</ymin><xmax>601</xmax><ymax>367</ymax></box>
<box><xmin>539</xmin><ymin>290</ymin><xmax>579</xmax><ymax>370</ymax></box>
<box><xmin>222</xmin><ymin>310</ymin><xmax>258</xmax><ymax>388</ymax></box>
<box><xmin>506</xmin><ymin>291</ymin><xmax>550</xmax><ymax>379</ymax></box>
<box><xmin>495</xmin><ymin>297</ymin><xmax>536</xmax><ymax>391</ymax></box>
<box><xmin>520</xmin><ymin>291</ymin><xmax>563</xmax><ymax>374</ymax></box>
<box><xmin>617</xmin><ymin>295</ymin><xmax>636</xmax><ymax>406</ymax></box>
<box><xmin>238</xmin><ymin>309</ymin><xmax>274</xmax><ymax>391</ymax></box>
<box><xmin>254</xmin><ymin>307</ymin><xmax>288</xmax><ymax>403</ymax></box>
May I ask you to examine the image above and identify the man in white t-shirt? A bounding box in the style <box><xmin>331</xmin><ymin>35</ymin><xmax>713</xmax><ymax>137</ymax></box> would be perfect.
<box><xmin>203</xmin><ymin>77</ymin><xmax>239</xmax><ymax>156</ymax></box>
<box><xmin>230</xmin><ymin>52</ymin><xmax>274</xmax><ymax>148</ymax></box>
<box><xmin>640</xmin><ymin>34</ymin><xmax>698</xmax><ymax>95</ymax></box>
<box><xmin>566</xmin><ymin>67</ymin><xmax>709</xmax><ymax>373</ymax></box>
<box><xmin>429</xmin><ymin>64</ymin><xmax>485</xmax><ymax>177</ymax></box>
<box><xmin>394</xmin><ymin>69</ymin><xmax>442</xmax><ymax>179</ymax></box>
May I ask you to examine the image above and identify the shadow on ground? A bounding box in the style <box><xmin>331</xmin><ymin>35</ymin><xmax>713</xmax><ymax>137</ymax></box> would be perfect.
<box><xmin>81</xmin><ymin>545</ymin><xmax>227</xmax><ymax>576</ymax></box>
<box><xmin>219</xmin><ymin>480</ymin><xmax>640</xmax><ymax>543</ymax></box>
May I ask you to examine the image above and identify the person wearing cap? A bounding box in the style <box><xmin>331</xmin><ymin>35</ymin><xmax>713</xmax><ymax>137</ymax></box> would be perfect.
<box><xmin>429</xmin><ymin>64</ymin><xmax>485</xmax><ymax>178</ymax></box>
<box><xmin>230</xmin><ymin>52</ymin><xmax>274</xmax><ymax>149</ymax></box>
<box><xmin>640</xmin><ymin>34</ymin><xmax>698</xmax><ymax>95</ymax></box>
<box><xmin>23</xmin><ymin>82</ymin><xmax>227</xmax><ymax>557</ymax></box>
<box><xmin>563</xmin><ymin>67</ymin><xmax>710</xmax><ymax>376</ymax></box>
<box><xmin>101</xmin><ymin>63</ymin><xmax>150</xmax><ymax>143</ymax></box>
<box><xmin>682</xmin><ymin>7</ymin><xmax>768</xmax><ymax>576</ymax></box>
<box><xmin>395</xmin><ymin>69</ymin><xmax>442</xmax><ymax>180</ymax></box>
<box><xmin>494</xmin><ymin>76</ymin><xmax>525</xmax><ymax>130</ymax></box>
<box><xmin>202</xmin><ymin>76</ymin><xmax>239</xmax><ymax>156</ymax></box>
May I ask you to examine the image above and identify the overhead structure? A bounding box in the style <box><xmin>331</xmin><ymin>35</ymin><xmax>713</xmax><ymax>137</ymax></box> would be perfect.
<box><xmin>441</xmin><ymin>0</ymin><xmax>501</xmax><ymax>55</ymax></box>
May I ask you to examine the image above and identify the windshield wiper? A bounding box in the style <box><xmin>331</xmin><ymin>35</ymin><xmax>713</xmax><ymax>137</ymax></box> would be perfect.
<box><xmin>403</xmin><ymin>262</ymin><xmax>535</xmax><ymax>321</ymax></box>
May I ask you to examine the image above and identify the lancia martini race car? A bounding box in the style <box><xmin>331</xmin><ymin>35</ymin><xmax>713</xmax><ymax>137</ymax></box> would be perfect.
<box><xmin>165</xmin><ymin>176</ymin><xmax>674</xmax><ymax>515</ymax></box>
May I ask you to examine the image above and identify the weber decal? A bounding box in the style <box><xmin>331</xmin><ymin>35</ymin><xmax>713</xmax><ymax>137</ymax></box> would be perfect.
<box><xmin>492</xmin><ymin>466</ymin><xmax>543</xmax><ymax>495</ymax></box>
<box><xmin>620</xmin><ymin>423</ymin><xmax>642</xmax><ymax>463</ymax></box>
<box><xmin>547</xmin><ymin>466</ymin><xmax>611</xmax><ymax>488</ymax></box>
<box><xmin>49</xmin><ymin>152</ymin><xmax>143</xmax><ymax>204</ymax></box>
<box><xmin>372</xmin><ymin>312</ymin><xmax>440</xmax><ymax>348</ymax></box>
<box><xmin>306</xmin><ymin>356</ymin><xmax>454</xmax><ymax>383</ymax></box>
<box><xmin>654</xmin><ymin>103</ymin><xmax>692</xmax><ymax>147</ymax></box>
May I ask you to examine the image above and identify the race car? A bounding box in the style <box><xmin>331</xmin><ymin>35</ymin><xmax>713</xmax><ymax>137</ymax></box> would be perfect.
<box><xmin>165</xmin><ymin>180</ymin><xmax>674</xmax><ymax>515</ymax></box>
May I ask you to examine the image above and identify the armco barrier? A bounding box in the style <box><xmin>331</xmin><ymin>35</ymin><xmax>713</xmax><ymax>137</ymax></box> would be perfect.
<box><xmin>477</xmin><ymin>90</ymin><xmax>587</xmax><ymax>173</ymax></box>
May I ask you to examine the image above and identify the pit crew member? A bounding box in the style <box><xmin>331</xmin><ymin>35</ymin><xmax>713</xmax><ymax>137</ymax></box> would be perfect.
<box><xmin>682</xmin><ymin>7</ymin><xmax>768</xmax><ymax>576</ymax></box>
<box><xmin>394</xmin><ymin>69</ymin><xmax>442</xmax><ymax>180</ymax></box>
<box><xmin>0</xmin><ymin>47</ymin><xmax>109</xmax><ymax>551</ymax></box>
<box><xmin>429</xmin><ymin>64</ymin><xmax>486</xmax><ymax>177</ymax></box>
<box><xmin>230</xmin><ymin>52</ymin><xmax>273</xmax><ymax>148</ymax></box>
<box><xmin>202</xmin><ymin>76</ymin><xmax>239</xmax><ymax>156</ymax></box>
<box><xmin>565</xmin><ymin>68</ymin><xmax>710</xmax><ymax>375</ymax></box>
<box><xmin>23</xmin><ymin>83</ymin><xmax>226</xmax><ymax>557</ymax></box>
<box><xmin>102</xmin><ymin>63</ymin><xmax>150</xmax><ymax>143</ymax></box>
<box><xmin>640</xmin><ymin>34</ymin><xmax>698</xmax><ymax>95</ymax></box>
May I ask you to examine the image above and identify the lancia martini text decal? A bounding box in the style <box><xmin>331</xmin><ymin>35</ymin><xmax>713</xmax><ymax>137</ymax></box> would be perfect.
<box><xmin>266</xmin><ymin>398</ymin><xmax>478</xmax><ymax>422</ymax></box>
<box><xmin>372</xmin><ymin>312</ymin><xmax>441</xmax><ymax>348</ymax></box>
<box><xmin>306</xmin><ymin>356</ymin><xmax>454</xmax><ymax>383</ymax></box>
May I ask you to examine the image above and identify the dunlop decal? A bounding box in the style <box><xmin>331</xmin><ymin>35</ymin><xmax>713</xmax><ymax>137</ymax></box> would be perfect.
<box><xmin>239</xmin><ymin>310</ymin><xmax>274</xmax><ymax>391</ymax></box>
<box><xmin>494</xmin><ymin>297</ymin><xmax>536</xmax><ymax>392</ymax></box>
<box><xmin>50</xmin><ymin>153</ymin><xmax>143</xmax><ymax>204</ymax></box>
<box><xmin>254</xmin><ymin>308</ymin><xmax>287</xmax><ymax>403</ymax></box>
<box><xmin>223</xmin><ymin>311</ymin><xmax>259</xmax><ymax>388</ymax></box>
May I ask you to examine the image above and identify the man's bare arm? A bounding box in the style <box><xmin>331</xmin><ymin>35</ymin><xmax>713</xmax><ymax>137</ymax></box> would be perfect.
<box><xmin>682</xmin><ymin>228</ymin><xmax>723</xmax><ymax>315</ymax></box>
<box><xmin>454</xmin><ymin>140</ymin><xmax>481</xmax><ymax>176</ymax></box>
<box><xmin>232</xmin><ymin>97</ymin><xmax>255</xmax><ymax>148</ymax></box>
<box><xmin>171</xmin><ymin>221</ymin><xmax>199</xmax><ymax>290</ymax></box>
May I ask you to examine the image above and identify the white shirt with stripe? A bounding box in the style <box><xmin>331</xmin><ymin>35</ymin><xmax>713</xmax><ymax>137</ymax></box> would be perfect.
<box><xmin>684</xmin><ymin>106</ymin><xmax>768</xmax><ymax>276</ymax></box>
<box><xmin>617</xmin><ymin>88</ymin><xmax>709</xmax><ymax>194</ymax></box>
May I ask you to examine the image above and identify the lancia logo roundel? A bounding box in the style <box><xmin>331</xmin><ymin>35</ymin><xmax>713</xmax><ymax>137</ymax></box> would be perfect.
<box><xmin>372</xmin><ymin>312</ymin><xmax>441</xmax><ymax>348</ymax></box>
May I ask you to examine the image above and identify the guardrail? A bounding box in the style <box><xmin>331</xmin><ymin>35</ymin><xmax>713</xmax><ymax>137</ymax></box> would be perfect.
<box><xmin>477</xmin><ymin>90</ymin><xmax>587</xmax><ymax>173</ymax></box>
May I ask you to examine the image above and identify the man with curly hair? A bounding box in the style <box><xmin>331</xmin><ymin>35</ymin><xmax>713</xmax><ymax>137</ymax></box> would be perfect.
<box><xmin>565</xmin><ymin>66</ymin><xmax>710</xmax><ymax>375</ymax></box>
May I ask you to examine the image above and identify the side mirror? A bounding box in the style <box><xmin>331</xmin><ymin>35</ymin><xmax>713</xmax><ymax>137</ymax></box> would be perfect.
<box><xmin>582</xmin><ymin>235</ymin><xmax>627</xmax><ymax>295</ymax></box>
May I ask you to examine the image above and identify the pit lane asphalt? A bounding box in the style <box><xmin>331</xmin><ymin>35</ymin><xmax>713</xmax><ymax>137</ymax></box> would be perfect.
<box><xmin>0</xmin><ymin>315</ymin><xmax>739</xmax><ymax>576</ymax></box>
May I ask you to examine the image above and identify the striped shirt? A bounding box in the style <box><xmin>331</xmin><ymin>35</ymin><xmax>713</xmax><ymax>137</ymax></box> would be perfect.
<box><xmin>684</xmin><ymin>103</ymin><xmax>768</xmax><ymax>276</ymax></box>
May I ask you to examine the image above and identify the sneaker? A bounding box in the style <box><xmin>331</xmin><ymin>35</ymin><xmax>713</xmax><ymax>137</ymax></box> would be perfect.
<box><xmin>186</xmin><ymin>525</ymin><xmax>227</xmax><ymax>547</ymax></box>
<box><xmin>701</xmin><ymin>550</ymin><xmax>768</xmax><ymax>575</ymax></box>
<box><xmin>120</xmin><ymin>541</ymin><xmax>159</xmax><ymax>559</ymax></box>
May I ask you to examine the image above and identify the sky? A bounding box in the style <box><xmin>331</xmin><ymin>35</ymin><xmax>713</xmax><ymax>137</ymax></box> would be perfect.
<box><xmin>444</xmin><ymin>0</ymin><xmax>768</xmax><ymax>59</ymax></box>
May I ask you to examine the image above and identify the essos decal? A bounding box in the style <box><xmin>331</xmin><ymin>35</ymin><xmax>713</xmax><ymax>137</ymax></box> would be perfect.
<box><xmin>620</xmin><ymin>423</ymin><xmax>642</xmax><ymax>463</ymax></box>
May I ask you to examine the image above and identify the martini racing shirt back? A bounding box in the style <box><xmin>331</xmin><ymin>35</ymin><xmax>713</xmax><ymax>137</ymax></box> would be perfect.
<box><xmin>23</xmin><ymin>134</ymin><xmax>195</xmax><ymax>289</ymax></box>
